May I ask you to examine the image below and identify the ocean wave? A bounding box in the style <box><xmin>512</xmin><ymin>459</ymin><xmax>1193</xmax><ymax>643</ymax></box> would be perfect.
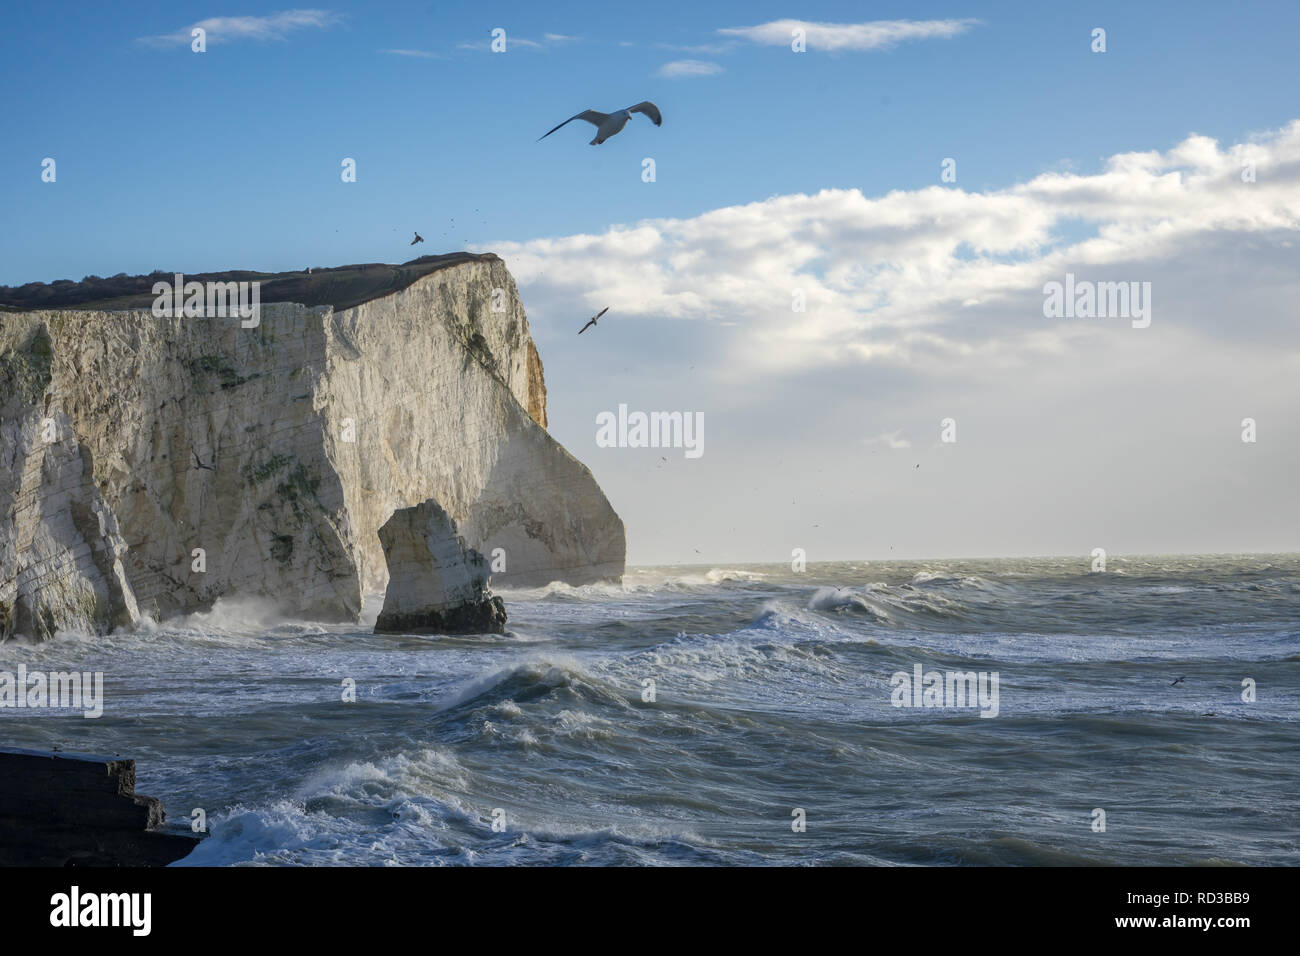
<box><xmin>804</xmin><ymin>582</ymin><xmax>975</xmax><ymax>627</ymax></box>
<box><xmin>431</xmin><ymin>655</ymin><xmax>634</xmax><ymax>715</ymax></box>
<box><xmin>175</xmin><ymin>746</ymin><xmax>727</xmax><ymax>866</ymax></box>
<box><xmin>910</xmin><ymin>570</ymin><xmax>996</xmax><ymax>589</ymax></box>
<box><xmin>806</xmin><ymin>586</ymin><xmax>888</xmax><ymax>618</ymax></box>
<box><xmin>175</xmin><ymin>799</ymin><xmax>362</xmax><ymax>866</ymax></box>
<box><xmin>497</xmin><ymin>567</ymin><xmax>768</xmax><ymax>602</ymax></box>
<box><xmin>494</xmin><ymin>579</ymin><xmax>634</xmax><ymax>602</ymax></box>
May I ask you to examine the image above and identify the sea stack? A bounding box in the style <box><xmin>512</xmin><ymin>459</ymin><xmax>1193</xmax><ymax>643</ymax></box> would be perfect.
<box><xmin>374</xmin><ymin>499</ymin><xmax>507</xmax><ymax>635</ymax></box>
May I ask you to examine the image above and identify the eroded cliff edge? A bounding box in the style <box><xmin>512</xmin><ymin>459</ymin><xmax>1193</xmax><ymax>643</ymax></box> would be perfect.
<box><xmin>0</xmin><ymin>255</ymin><xmax>624</xmax><ymax>638</ymax></box>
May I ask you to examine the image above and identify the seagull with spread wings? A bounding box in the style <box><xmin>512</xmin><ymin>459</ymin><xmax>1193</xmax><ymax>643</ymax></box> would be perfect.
<box><xmin>539</xmin><ymin>102</ymin><xmax>662</xmax><ymax>145</ymax></box>
<box><xmin>578</xmin><ymin>307</ymin><xmax>609</xmax><ymax>334</ymax></box>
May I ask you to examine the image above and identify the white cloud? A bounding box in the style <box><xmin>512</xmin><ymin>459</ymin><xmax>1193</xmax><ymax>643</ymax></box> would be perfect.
<box><xmin>868</xmin><ymin>430</ymin><xmax>912</xmax><ymax>449</ymax></box>
<box><xmin>719</xmin><ymin>18</ymin><xmax>980</xmax><ymax>52</ymax></box>
<box><xmin>658</xmin><ymin>59</ymin><xmax>724</xmax><ymax>78</ymax></box>
<box><xmin>138</xmin><ymin>9</ymin><xmax>342</xmax><ymax>47</ymax></box>
<box><xmin>655</xmin><ymin>41</ymin><xmax>738</xmax><ymax>55</ymax></box>
<box><xmin>380</xmin><ymin>48</ymin><xmax>442</xmax><ymax>59</ymax></box>
<box><xmin>488</xmin><ymin>121</ymin><xmax>1300</xmax><ymax>378</ymax></box>
<box><xmin>457</xmin><ymin>34</ymin><xmax>563</xmax><ymax>51</ymax></box>
<box><xmin>515</xmin><ymin>122</ymin><xmax>1300</xmax><ymax>562</ymax></box>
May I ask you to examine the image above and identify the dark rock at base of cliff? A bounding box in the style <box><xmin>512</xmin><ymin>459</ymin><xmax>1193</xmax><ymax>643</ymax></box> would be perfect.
<box><xmin>375</xmin><ymin>594</ymin><xmax>507</xmax><ymax>635</ymax></box>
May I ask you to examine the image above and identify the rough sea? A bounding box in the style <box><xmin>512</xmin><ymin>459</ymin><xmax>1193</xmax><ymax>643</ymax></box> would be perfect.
<box><xmin>2</xmin><ymin>555</ymin><xmax>1297</xmax><ymax>866</ymax></box>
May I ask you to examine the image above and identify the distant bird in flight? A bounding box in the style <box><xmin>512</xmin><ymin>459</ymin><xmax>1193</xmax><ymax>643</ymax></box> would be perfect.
<box><xmin>578</xmin><ymin>307</ymin><xmax>609</xmax><ymax>334</ymax></box>
<box><xmin>1171</xmin><ymin>676</ymin><xmax>1187</xmax><ymax>686</ymax></box>
<box><xmin>540</xmin><ymin>102</ymin><xmax>662</xmax><ymax>145</ymax></box>
<box><xmin>410</xmin><ymin>232</ymin><xmax>424</xmax><ymax>246</ymax></box>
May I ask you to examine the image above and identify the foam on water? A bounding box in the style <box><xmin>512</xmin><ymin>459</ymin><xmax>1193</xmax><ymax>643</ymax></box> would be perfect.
<box><xmin>2</xmin><ymin>554</ymin><xmax>1297</xmax><ymax>865</ymax></box>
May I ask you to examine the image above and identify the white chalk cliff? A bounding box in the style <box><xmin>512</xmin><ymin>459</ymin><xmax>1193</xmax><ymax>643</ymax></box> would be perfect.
<box><xmin>0</xmin><ymin>255</ymin><xmax>624</xmax><ymax>639</ymax></box>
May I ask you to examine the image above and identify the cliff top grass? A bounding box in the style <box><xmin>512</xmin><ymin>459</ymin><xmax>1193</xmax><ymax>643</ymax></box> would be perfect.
<box><xmin>0</xmin><ymin>252</ymin><xmax>500</xmax><ymax>314</ymax></box>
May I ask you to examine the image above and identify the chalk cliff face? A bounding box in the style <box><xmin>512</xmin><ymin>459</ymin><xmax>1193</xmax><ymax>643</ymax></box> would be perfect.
<box><xmin>0</xmin><ymin>255</ymin><xmax>624</xmax><ymax>638</ymax></box>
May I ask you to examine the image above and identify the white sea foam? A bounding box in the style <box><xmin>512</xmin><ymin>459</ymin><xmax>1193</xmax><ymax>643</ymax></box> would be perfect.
<box><xmin>6</xmin><ymin>555</ymin><xmax>1298</xmax><ymax>867</ymax></box>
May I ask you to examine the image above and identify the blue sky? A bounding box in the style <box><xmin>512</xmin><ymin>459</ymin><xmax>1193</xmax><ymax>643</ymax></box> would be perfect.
<box><xmin>5</xmin><ymin>1</ymin><xmax>1300</xmax><ymax>283</ymax></box>
<box><xmin>4</xmin><ymin>3</ymin><xmax>1299</xmax><ymax>564</ymax></box>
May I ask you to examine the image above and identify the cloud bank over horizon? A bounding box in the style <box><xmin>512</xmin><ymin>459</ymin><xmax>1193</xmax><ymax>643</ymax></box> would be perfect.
<box><xmin>491</xmin><ymin>121</ymin><xmax>1300</xmax><ymax>379</ymax></box>
<box><xmin>489</xmin><ymin>120</ymin><xmax>1300</xmax><ymax>564</ymax></box>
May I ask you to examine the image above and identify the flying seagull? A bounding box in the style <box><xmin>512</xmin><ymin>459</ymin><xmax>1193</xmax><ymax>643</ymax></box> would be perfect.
<box><xmin>578</xmin><ymin>307</ymin><xmax>610</xmax><ymax>334</ymax></box>
<box><xmin>410</xmin><ymin>232</ymin><xmax>424</xmax><ymax>246</ymax></box>
<box><xmin>1171</xmin><ymin>676</ymin><xmax>1187</xmax><ymax>686</ymax></box>
<box><xmin>540</xmin><ymin>102</ymin><xmax>662</xmax><ymax>145</ymax></box>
